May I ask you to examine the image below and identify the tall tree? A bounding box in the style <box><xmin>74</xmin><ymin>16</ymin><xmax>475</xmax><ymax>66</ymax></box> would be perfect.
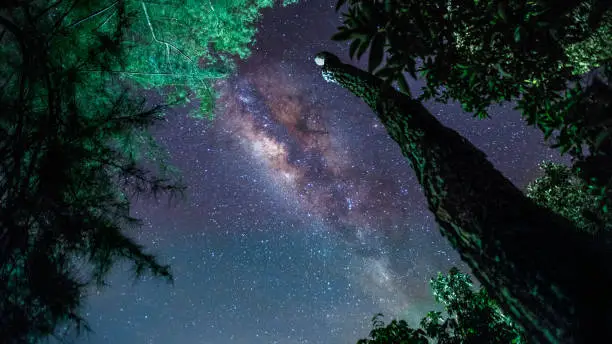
<box><xmin>0</xmin><ymin>0</ymin><xmax>294</xmax><ymax>341</ymax></box>
<box><xmin>313</xmin><ymin>51</ymin><xmax>612</xmax><ymax>343</ymax></box>
<box><xmin>330</xmin><ymin>0</ymin><xmax>612</xmax><ymax>213</ymax></box>
<box><xmin>0</xmin><ymin>5</ymin><xmax>182</xmax><ymax>342</ymax></box>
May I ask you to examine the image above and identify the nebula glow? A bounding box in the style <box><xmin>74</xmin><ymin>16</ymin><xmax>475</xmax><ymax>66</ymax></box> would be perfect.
<box><xmin>216</xmin><ymin>63</ymin><xmax>412</xmax><ymax>238</ymax></box>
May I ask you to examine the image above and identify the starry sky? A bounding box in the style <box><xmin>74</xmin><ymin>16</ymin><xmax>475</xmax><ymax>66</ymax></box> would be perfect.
<box><xmin>65</xmin><ymin>1</ymin><xmax>568</xmax><ymax>343</ymax></box>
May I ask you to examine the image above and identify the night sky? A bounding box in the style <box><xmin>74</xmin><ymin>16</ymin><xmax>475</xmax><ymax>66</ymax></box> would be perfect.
<box><xmin>65</xmin><ymin>1</ymin><xmax>567</xmax><ymax>343</ymax></box>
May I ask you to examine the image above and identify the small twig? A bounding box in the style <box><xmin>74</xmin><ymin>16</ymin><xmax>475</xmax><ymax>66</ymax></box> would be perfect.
<box><xmin>76</xmin><ymin>70</ymin><xmax>228</xmax><ymax>78</ymax></box>
<box><xmin>68</xmin><ymin>1</ymin><xmax>119</xmax><ymax>28</ymax></box>
<box><xmin>95</xmin><ymin>9</ymin><xmax>117</xmax><ymax>31</ymax></box>
<box><xmin>141</xmin><ymin>1</ymin><xmax>193</xmax><ymax>64</ymax></box>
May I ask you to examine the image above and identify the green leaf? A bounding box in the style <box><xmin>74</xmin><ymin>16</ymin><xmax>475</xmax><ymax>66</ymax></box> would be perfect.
<box><xmin>514</xmin><ymin>27</ymin><xmax>521</xmax><ymax>43</ymax></box>
<box><xmin>384</xmin><ymin>0</ymin><xmax>393</xmax><ymax>13</ymax></box>
<box><xmin>396</xmin><ymin>74</ymin><xmax>411</xmax><ymax>97</ymax></box>
<box><xmin>368</xmin><ymin>34</ymin><xmax>385</xmax><ymax>73</ymax></box>
<box><xmin>406</xmin><ymin>59</ymin><xmax>417</xmax><ymax>79</ymax></box>
<box><xmin>375</xmin><ymin>66</ymin><xmax>396</xmax><ymax>79</ymax></box>
<box><xmin>594</xmin><ymin>131</ymin><xmax>611</xmax><ymax>149</ymax></box>
<box><xmin>469</xmin><ymin>72</ymin><xmax>477</xmax><ymax>86</ymax></box>
<box><xmin>497</xmin><ymin>1</ymin><xmax>507</xmax><ymax>21</ymax></box>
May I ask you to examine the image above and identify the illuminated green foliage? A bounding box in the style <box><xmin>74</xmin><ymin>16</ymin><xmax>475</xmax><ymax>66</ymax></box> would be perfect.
<box><xmin>41</xmin><ymin>0</ymin><xmax>289</xmax><ymax>119</ymax></box>
<box><xmin>358</xmin><ymin>268</ymin><xmax>525</xmax><ymax>344</ymax></box>
<box><xmin>526</xmin><ymin>161</ymin><xmax>612</xmax><ymax>236</ymax></box>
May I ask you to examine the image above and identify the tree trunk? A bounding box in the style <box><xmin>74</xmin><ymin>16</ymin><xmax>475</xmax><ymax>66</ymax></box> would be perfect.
<box><xmin>314</xmin><ymin>51</ymin><xmax>612</xmax><ymax>343</ymax></box>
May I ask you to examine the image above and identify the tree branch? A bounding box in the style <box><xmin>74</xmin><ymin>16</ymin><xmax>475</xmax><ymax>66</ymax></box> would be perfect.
<box><xmin>140</xmin><ymin>1</ymin><xmax>193</xmax><ymax>64</ymax></box>
<box><xmin>67</xmin><ymin>0</ymin><xmax>118</xmax><ymax>28</ymax></box>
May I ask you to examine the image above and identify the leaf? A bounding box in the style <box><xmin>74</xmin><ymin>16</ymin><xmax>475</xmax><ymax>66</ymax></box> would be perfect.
<box><xmin>396</xmin><ymin>74</ymin><xmax>411</xmax><ymax>97</ymax></box>
<box><xmin>349</xmin><ymin>39</ymin><xmax>361</xmax><ymax>59</ymax></box>
<box><xmin>384</xmin><ymin>0</ymin><xmax>393</xmax><ymax>13</ymax></box>
<box><xmin>335</xmin><ymin>0</ymin><xmax>347</xmax><ymax>12</ymax></box>
<box><xmin>514</xmin><ymin>27</ymin><xmax>521</xmax><ymax>42</ymax></box>
<box><xmin>469</xmin><ymin>72</ymin><xmax>477</xmax><ymax>86</ymax></box>
<box><xmin>331</xmin><ymin>28</ymin><xmax>353</xmax><ymax>41</ymax></box>
<box><xmin>406</xmin><ymin>58</ymin><xmax>417</xmax><ymax>79</ymax></box>
<box><xmin>356</xmin><ymin>39</ymin><xmax>370</xmax><ymax>59</ymax></box>
<box><xmin>497</xmin><ymin>1</ymin><xmax>507</xmax><ymax>21</ymax></box>
<box><xmin>368</xmin><ymin>34</ymin><xmax>385</xmax><ymax>73</ymax></box>
<box><xmin>496</xmin><ymin>64</ymin><xmax>511</xmax><ymax>78</ymax></box>
<box><xmin>594</xmin><ymin>131</ymin><xmax>611</xmax><ymax>150</ymax></box>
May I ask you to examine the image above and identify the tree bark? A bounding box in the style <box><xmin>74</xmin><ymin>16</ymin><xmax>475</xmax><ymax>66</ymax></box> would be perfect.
<box><xmin>314</xmin><ymin>51</ymin><xmax>612</xmax><ymax>343</ymax></box>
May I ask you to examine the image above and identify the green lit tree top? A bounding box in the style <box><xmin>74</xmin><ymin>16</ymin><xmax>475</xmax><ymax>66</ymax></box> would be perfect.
<box><xmin>357</xmin><ymin>268</ymin><xmax>526</xmax><ymax>344</ymax></box>
<box><xmin>40</xmin><ymin>0</ymin><xmax>295</xmax><ymax>119</ymax></box>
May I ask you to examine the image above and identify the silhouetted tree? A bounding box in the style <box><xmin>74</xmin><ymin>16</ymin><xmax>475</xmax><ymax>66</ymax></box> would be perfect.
<box><xmin>358</xmin><ymin>159</ymin><xmax>612</xmax><ymax>343</ymax></box>
<box><xmin>0</xmin><ymin>5</ymin><xmax>183</xmax><ymax>343</ymax></box>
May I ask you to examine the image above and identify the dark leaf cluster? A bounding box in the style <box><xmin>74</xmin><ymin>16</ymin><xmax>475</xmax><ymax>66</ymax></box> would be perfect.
<box><xmin>332</xmin><ymin>0</ymin><xmax>612</xmax><ymax>214</ymax></box>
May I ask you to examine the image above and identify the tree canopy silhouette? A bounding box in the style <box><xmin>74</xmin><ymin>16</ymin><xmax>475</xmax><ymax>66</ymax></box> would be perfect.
<box><xmin>330</xmin><ymin>0</ymin><xmax>612</xmax><ymax>214</ymax></box>
<box><xmin>0</xmin><ymin>5</ymin><xmax>181</xmax><ymax>343</ymax></box>
<box><xmin>526</xmin><ymin>161</ymin><xmax>612</xmax><ymax>237</ymax></box>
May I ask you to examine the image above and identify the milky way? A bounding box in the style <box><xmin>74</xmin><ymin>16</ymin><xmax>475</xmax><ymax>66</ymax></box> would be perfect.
<box><xmin>216</xmin><ymin>63</ymin><xmax>416</xmax><ymax>248</ymax></box>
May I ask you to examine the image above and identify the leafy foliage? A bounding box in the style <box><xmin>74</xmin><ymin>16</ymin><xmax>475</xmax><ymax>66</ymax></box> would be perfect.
<box><xmin>40</xmin><ymin>0</ymin><xmax>287</xmax><ymax>119</ymax></box>
<box><xmin>526</xmin><ymin>161</ymin><xmax>612</xmax><ymax>237</ymax></box>
<box><xmin>331</xmin><ymin>0</ymin><xmax>612</xmax><ymax>214</ymax></box>
<box><xmin>357</xmin><ymin>268</ymin><xmax>526</xmax><ymax>344</ymax></box>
